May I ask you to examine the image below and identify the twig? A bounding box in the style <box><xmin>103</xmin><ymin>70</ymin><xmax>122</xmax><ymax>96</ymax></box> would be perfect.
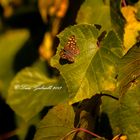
<box><xmin>122</xmin><ymin>0</ymin><xmax>127</xmax><ymax>7</ymax></box>
<box><xmin>61</xmin><ymin>127</ymin><xmax>104</xmax><ymax>140</ymax></box>
<box><xmin>101</xmin><ymin>93</ymin><xmax>119</xmax><ymax>100</ymax></box>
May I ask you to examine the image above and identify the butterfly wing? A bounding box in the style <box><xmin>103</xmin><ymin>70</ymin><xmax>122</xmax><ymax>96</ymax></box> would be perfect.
<box><xmin>59</xmin><ymin>49</ymin><xmax>75</xmax><ymax>62</ymax></box>
<box><xmin>59</xmin><ymin>35</ymin><xmax>80</xmax><ymax>62</ymax></box>
<box><xmin>64</xmin><ymin>35</ymin><xmax>80</xmax><ymax>55</ymax></box>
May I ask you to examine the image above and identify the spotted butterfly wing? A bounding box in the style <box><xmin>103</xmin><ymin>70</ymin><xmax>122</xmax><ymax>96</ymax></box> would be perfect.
<box><xmin>59</xmin><ymin>35</ymin><xmax>80</xmax><ymax>62</ymax></box>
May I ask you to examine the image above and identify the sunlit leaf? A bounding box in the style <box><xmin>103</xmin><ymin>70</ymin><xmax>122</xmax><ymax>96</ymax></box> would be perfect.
<box><xmin>102</xmin><ymin>43</ymin><xmax>140</xmax><ymax>139</ymax></box>
<box><xmin>38</xmin><ymin>0</ymin><xmax>68</xmax><ymax>22</ymax></box>
<box><xmin>112</xmin><ymin>134</ymin><xmax>127</xmax><ymax>140</ymax></box>
<box><xmin>39</xmin><ymin>32</ymin><xmax>54</xmax><ymax>61</ymax></box>
<box><xmin>121</xmin><ymin>6</ymin><xmax>140</xmax><ymax>53</ymax></box>
<box><xmin>51</xmin><ymin>24</ymin><xmax>122</xmax><ymax>103</ymax></box>
<box><xmin>76</xmin><ymin>0</ymin><xmax>111</xmax><ymax>31</ymax></box>
<box><xmin>117</xmin><ymin>42</ymin><xmax>140</xmax><ymax>95</ymax></box>
<box><xmin>114</xmin><ymin>41</ymin><xmax>140</xmax><ymax>139</ymax></box>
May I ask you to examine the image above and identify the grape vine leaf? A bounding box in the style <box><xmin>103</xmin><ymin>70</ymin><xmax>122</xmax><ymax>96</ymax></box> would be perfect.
<box><xmin>117</xmin><ymin>83</ymin><xmax>140</xmax><ymax>139</ymax></box>
<box><xmin>102</xmin><ymin>42</ymin><xmax>140</xmax><ymax>139</ymax></box>
<box><xmin>51</xmin><ymin>24</ymin><xmax>123</xmax><ymax>103</ymax></box>
<box><xmin>76</xmin><ymin>0</ymin><xmax>125</xmax><ymax>39</ymax></box>
<box><xmin>34</xmin><ymin>103</ymin><xmax>75</xmax><ymax>140</ymax></box>
<box><xmin>115</xmin><ymin>40</ymin><xmax>140</xmax><ymax>139</ymax></box>
<box><xmin>104</xmin><ymin>81</ymin><xmax>140</xmax><ymax>139</ymax></box>
<box><xmin>117</xmin><ymin>42</ymin><xmax>140</xmax><ymax>95</ymax></box>
<box><xmin>76</xmin><ymin>0</ymin><xmax>111</xmax><ymax>31</ymax></box>
<box><xmin>116</xmin><ymin>42</ymin><xmax>140</xmax><ymax>139</ymax></box>
<box><xmin>7</xmin><ymin>67</ymin><xmax>69</xmax><ymax>121</ymax></box>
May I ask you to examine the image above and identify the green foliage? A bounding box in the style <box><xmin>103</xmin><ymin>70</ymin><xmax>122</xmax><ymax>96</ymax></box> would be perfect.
<box><xmin>118</xmin><ymin>84</ymin><xmax>140</xmax><ymax>139</ymax></box>
<box><xmin>77</xmin><ymin>0</ymin><xmax>111</xmax><ymax>30</ymax></box>
<box><xmin>0</xmin><ymin>30</ymin><xmax>29</xmax><ymax>97</ymax></box>
<box><xmin>52</xmin><ymin>24</ymin><xmax>122</xmax><ymax>103</ymax></box>
<box><xmin>0</xmin><ymin>0</ymin><xmax>140</xmax><ymax>140</ymax></box>
<box><xmin>51</xmin><ymin>24</ymin><xmax>99</xmax><ymax>99</ymax></box>
<box><xmin>110</xmin><ymin>0</ymin><xmax>125</xmax><ymax>39</ymax></box>
<box><xmin>118</xmin><ymin>42</ymin><xmax>140</xmax><ymax>95</ymax></box>
<box><xmin>7</xmin><ymin>67</ymin><xmax>69</xmax><ymax>121</ymax></box>
<box><xmin>116</xmin><ymin>43</ymin><xmax>140</xmax><ymax>139</ymax></box>
<box><xmin>34</xmin><ymin>103</ymin><xmax>75</xmax><ymax>140</ymax></box>
<box><xmin>101</xmin><ymin>43</ymin><xmax>140</xmax><ymax>139</ymax></box>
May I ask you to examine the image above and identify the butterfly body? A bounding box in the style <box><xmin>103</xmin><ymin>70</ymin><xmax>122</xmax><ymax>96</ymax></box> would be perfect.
<box><xmin>59</xmin><ymin>35</ymin><xmax>80</xmax><ymax>63</ymax></box>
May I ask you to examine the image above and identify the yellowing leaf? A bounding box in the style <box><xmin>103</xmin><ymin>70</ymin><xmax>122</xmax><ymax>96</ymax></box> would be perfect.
<box><xmin>121</xmin><ymin>6</ymin><xmax>140</xmax><ymax>53</ymax></box>
<box><xmin>38</xmin><ymin>0</ymin><xmax>69</xmax><ymax>23</ymax></box>
<box><xmin>101</xmin><ymin>80</ymin><xmax>116</xmax><ymax>91</ymax></box>
<box><xmin>112</xmin><ymin>134</ymin><xmax>127</xmax><ymax>140</ymax></box>
<box><xmin>39</xmin><ymin>33</ymin><xmax>54</xmax><ymax>61</ymax></box>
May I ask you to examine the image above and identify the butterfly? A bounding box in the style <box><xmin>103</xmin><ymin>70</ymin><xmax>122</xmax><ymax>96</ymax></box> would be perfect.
<box><xmin>59</xmin><ymin>35</ymin><xmax>80</xmax><ymax>63</ymax></box>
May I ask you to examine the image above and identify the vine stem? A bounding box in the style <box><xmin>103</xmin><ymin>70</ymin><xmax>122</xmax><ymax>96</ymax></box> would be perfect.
<box><xmin>122</xmin><ymin>0</ymin><xmax>127</xmax><ymax>7</ymax></box>
<box><xmin>101</xmin><ymin>93</ymin><xmax>119</xmax><ymax>100</ymax></box>
<box><xmin>61</xmin><ymin>127</ymin><xmax>104</xmax><ymax>140</ymax></box>
<box><xmin>75</xmin><ymin>128</ymin><xmax>103</xmax><ymax>139</ymax></box>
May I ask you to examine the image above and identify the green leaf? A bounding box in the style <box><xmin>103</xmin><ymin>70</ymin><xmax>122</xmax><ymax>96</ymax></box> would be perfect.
<box><xmin>76</xmin><ymin>0</ymin><xmax>111</xmax><ymax>31</ymax></box>
<box><xmin>7</xmin><ymin>67</ymin><xmax>69</xmax><ymax>121</ymax></box>
<box><xmin>114</xmin><ymin>42</ymin><xmax>140</xmax><ymax>139</ymax></box>
<box><xmin>110</xmin><ymin>0</ymin><xmax>125</xmax><ymax>39</ymax></box>
<box><xmin>102</xmin><ymin>43</ymin><xmax>140</xmax><ymax>139</ymax></box>
<box><xmin>34</xmin><ymin>103</ymin><xmax>75</xmax><ymax>140</ymax></box>
<box><xmin>105</xmin><ymin>82</ymin><xmax>140</xmax><ymax>139</ymax></box>
<box><xmin>118</xmin><ymin>42</ymin><xmax>140</xmax><ymax>95</ymax></box>
<box><xmin>0</xmin><ymin>29</ymin><xmax>29</xmax><ymax>97</ymax></box>
<box><xmin>117</xmin><ymin>82</ymin><xmax>140</xmax><ymax>139</ymax></box>
<box><xmin>77</xmin><ymin>0</ymin><xmax>125</xmax><ymax>39</ymax></box>
<box><xmin>51</xmin><ymin>24</ymin><xmax>122</xmax><ymax>103</ymax></box>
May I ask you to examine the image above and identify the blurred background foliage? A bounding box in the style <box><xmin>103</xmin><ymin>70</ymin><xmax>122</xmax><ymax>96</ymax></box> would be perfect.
<box><xmin>0</xmin><ymin>0</ymin><xmax>84</xmax><ymax>139</ymax></box>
